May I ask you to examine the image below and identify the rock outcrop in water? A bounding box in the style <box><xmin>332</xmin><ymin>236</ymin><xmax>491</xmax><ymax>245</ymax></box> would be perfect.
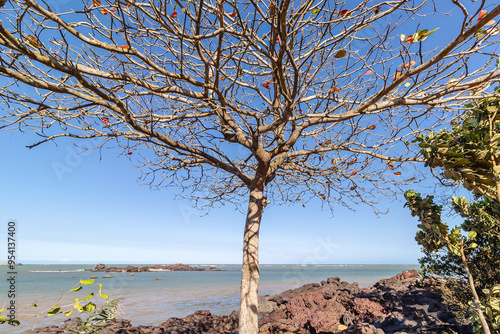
<box><xmin>91</xmin><ymin>263</ymin><xmax>225</xmax><ymax>272</ymax></box>
<box><xmin>21</xmin><ymin>270</ymin><xmax>471</xmax><ymax>334</ymax></box>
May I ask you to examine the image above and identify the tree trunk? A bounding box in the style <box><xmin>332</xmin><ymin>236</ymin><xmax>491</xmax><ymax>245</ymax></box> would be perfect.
<box><xmin>239</xmin><ymin>187</ymin><xmax>266</xmax><ymax>334</ymax></box>
<box><xmin>460</xmin><ymin>241</ymin><xmax>491</xmax><ymax>334</ymax></box>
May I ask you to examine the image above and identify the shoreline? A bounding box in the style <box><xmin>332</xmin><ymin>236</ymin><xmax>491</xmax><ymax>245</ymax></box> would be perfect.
<box><xmin>20</xmin><ymin>270</ymin><xmax>470</xmax><ymax>334</ymax></box>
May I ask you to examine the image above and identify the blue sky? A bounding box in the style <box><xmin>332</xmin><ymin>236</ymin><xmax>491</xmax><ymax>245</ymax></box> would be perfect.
<box><xmin>0</xmin><ymin>129</ymin><xmax>449</xmax><ymax>265</ymax></box>
<box><xmin>0</xmin><ymin>0</ymin><xmax>496</xmax><ymax>265</ymax></box>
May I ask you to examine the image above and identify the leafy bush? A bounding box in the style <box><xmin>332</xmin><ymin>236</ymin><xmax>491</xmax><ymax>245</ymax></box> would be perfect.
<box><xmin>0</xmin><ymin>279</ymin><xmax>121</xmax><ymax>333</ymax></box>
<box><xmin>406</xmin><ymin>92</ymin><xmax>500</xmax><ymax>334</ymax></box>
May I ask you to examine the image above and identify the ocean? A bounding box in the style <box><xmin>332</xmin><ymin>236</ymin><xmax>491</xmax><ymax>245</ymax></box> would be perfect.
<box><xmin>0</xmin><ymin>264</ymin><xmax>420</xmax><ymax>334</ymax></box>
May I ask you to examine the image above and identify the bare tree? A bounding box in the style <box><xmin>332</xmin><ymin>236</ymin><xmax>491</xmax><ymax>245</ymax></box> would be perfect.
<box><xmin>1</xmin><ymin>0</ymin><xmax>500</xmax><ymax>332</ymax></box>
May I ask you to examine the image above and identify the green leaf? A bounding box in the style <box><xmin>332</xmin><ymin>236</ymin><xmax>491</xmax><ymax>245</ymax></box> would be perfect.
<box><xmin>491</xmin><ymin>285</ymin><xmax>500</xmax><ymax>294</ymax></box>
<box><xmin>414</xmin><ymin>28</ymin><xmax>439</xmax><ymax>42</ymax></box>
<box><xmin>6</xmin><ymin>319</ymin><xmax>19</xmax><ymax>325</ymax></box>
<box><xmin>82</xmin><ymin>292</ymin><xmax>94</xmax><ymax>301</ymax></box>
<box><xmin>74</xmin><ymin>299</ymin><xmax>83</xmax><ymax>312</ymax></box>
<box><xmin>448</xmin><ymin>245</ymin><xmax>461</xmax><ymax>257</ymax></box>
<box><xmin>98</xmin><ymin>283</ymin><xmax>109</xmax><ymax>301</ymax></box>
<box><xmin>70</xmin><ymin>286</ymin><xmax>83</xmax><ymax>292</ymax></box>
<box><xmin>468</xmin><ymin>231</ymin><xmax>477</xmax><ymax>239</ymax></box>
<box><xmin>486</xmin><ymin>306</ymin><xmax>493</xmax><ymax>319</ymax></box>
<box><xmin>495</xmin><ymin>316</ymin><xmax>500</xmax><ymax>329</ymax></box>
<box><xmin>47</xmin><ymin>305</ymin><xmax>60</xmax><ymax>316</ymax></box>
<box><xmin>80</xmin><ymin>279</ymin><xmax>94</xmax><ymax>285</ymax></box>
<box><xmin>63</xmin><ymin>310</ymin><xmax>73</xmax><ymax>317</ymax></box>
<box><xmin>83</xmin><ymin>302</ymin><xmax>96</xmax><ymax>312</ymax></box>
<box><xmin>311</xmin><ymin>8</ymin><xmax>320</xmax><ymax>15</ymax></box>
<box><xmin>470</xmin><ymin>242</ymin><xmax>478</xmax><ymax>249</ymax></box>
<box><xmin>490</xmin><ymin>298</ymin><xmax>500</xmax><ymax>312</ymax></box>
<box><xmin>335</xmin><ymin>50</ymin><xmax>346</xmax><ymax>59</ymax></box>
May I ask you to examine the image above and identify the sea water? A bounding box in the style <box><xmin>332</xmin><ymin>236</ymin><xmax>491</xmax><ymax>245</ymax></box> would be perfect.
<box><xmin>0</xmin><ymin>264</ymin><xmax>419</xmax><ymax>334</ymax></box>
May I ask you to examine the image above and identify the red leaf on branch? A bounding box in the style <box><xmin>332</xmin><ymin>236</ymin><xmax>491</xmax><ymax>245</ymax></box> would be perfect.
<box><xmin>339</xmin><ymin>9</ymin><xmax>350</xmax><ymax>17</ymax></box>
<box><xmin>330</xmin><ymin>87</ymin><xmax>340</xmax><ymax>93</ymax></box>
<box><xmin>347</xmin><ymin>158</ymin><xmax>357</xmax><ymax>166</ymax></box>
<box><xmin>170</xmin><ymin>11</ymin><xmax>178</xmax><ymax>18</ymax></box>
<box><xmin>388</xmin><ymin>165</ymin><xmax>394</xmax><ymax>170</ymax></box>
<box><xmin>351</xmin><ymin>170</ymin><xmax>357</xmax><ymax>176</ymax></box>
<box><xmin>399</xmin><ymin>60</ymin><xmax>416</xmax><ymax>68</ymax></box>
<box><xmin>393</xmin><ymin>70</ymin><xmax>403</xmax><ymax>81</ymax></box>
<box><xmin>261</xmin><ymin>79</ymin><xmax>273</xmax><ymax>89</ymax></box>
<box><xmin>404</xmin><ymin>35</ymin><xmax>414</xmax><ymax>43</ymax></box>
<box><xmin>119</xmin><ymin>45</ymin><xmax>129</xmax><ymax>49</ymax></box>
<box><xmin>229</xmin><ymin>12</ymin><xmax>236</xmax><ymax>17</ymax></box>
<box><xmin>367</xmin><ymin>125</ymin><xmax>376</xmax><ymax>130</ymax></box>
<box><xmin>25</xmin><ymin>35</ymin><xmax>43</xmax><ymax>48</ymax></box>
<box><xmin>363</xmin><ymin>70</ymin><xmax>374</xmax><ymax>75</ymax></box>
<box><xmin>394</xmin><ymin>171</ymin><xmax>402</xmax><ymax>176</ymax></box>
<box><xmin>477</xmin><ymin>10</ymin><xmax>487</xmax><ymax>23</ymax></box>
<box><xmin>101</xmin><ymin>117</ymin><xmax>109</xmax><ymax>126</ymax></box>
<box><xmin>470</xmin><ymin>83</ymin><xmax>486</xmax><ymax>92</ymax></box>
<box><xmin>100</xmin><ymin>8</ymin><xmax>108</xmax><ymax>15</ymax></box>
<box><xmin>127</xmin><ymin>152</ymin><xmax>133</xmax><ymax>155</ymax></box>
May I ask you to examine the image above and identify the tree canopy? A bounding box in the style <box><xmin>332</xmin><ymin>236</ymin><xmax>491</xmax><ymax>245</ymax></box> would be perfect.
<box><xmin>1</xmin><ymin>1</ymin><xmax>500</xmax><ymax>333</ymax></box>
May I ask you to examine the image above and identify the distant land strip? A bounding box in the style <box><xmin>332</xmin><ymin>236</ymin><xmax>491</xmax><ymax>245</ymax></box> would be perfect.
<box><xmin>90</xmin><ymin>263</ymin><xmax>226</xmax><ymax>272</ymax></box>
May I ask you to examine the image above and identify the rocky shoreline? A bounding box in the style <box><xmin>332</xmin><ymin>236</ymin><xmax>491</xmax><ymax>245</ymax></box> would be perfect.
<box><xmin>21</xmin><ymin>270</ymin><xmax>470</xmax><ymax>334</ymax></box>
<box><xmin>90</xmin><ymin>263</ymin><xmax>226</xmax><ymax>272</ymax></box>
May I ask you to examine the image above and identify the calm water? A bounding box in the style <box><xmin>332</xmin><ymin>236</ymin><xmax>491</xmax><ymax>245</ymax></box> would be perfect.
<box><xmin>0</xmin><ymin>264</ymin><xmax>419</xmax><ymax>333</ymax></box>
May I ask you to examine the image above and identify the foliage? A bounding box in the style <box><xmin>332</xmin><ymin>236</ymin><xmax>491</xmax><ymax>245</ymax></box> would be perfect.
<box><xmin>404</xmin><ymin>190</ymin><xmax>495</xmax><ymax>333</ymax></box>
<box><xmin>0</xmin><ymin>280</ymin><xmax>121</xmax><ymax>334</ymax></box>
<box><xmin>47</xmin><ymin>279</ymin><xmax>121</xmax><ymax>334</ymax></box>
<box><xmin>473</xmin><ymin>285</ymin><xmax>500</xmax><ymax>333</ymax></box>
<box><xmin>413</xmin><ymin>91</ymin><xmax>500</xmax><ymax>201</ymax></box>
<box><xmin>440</xmin><ymin>278</ymin><xmax>474</xmax><ymax>323</ymax></box>
<box><xmin>406</xmin><ymin>94</ymin><xmax>500</xmax><ymax>333</ymax></box>
<box><xmin>0</xmin><ymin>313</ymin><xmax>19</xmax><ymax>326</ymax></box>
